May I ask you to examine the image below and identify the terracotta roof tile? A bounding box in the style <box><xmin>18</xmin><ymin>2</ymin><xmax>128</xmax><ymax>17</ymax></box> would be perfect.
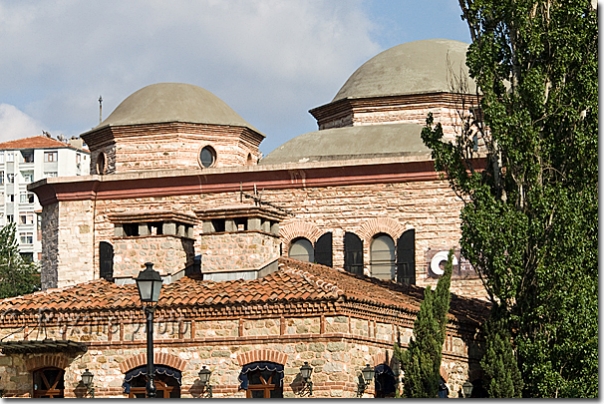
<box><xmin>0</xmin><ymin>135</ymin><xmax>74</xmax><ymax>150</ymax></box>
<box><xmin>0</xmin><ymin>258</ymin><xmax>489</xmax><ymax>326</ymax></box>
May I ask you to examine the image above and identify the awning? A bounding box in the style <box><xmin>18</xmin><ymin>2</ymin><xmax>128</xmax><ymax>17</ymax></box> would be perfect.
<box><xmin>0</xmin><ymin>339</ymin><xmax>88</xmax><ymax>355</ymax></box>
<box><xmin>122</xmin><ymin>365</ymin><xmax>182</xmax><ymax>394</ymax></box>
<box><xmin>238</xmin><ymin>361</ymin><xmax>284</xmax><ymax>390</ymax></box>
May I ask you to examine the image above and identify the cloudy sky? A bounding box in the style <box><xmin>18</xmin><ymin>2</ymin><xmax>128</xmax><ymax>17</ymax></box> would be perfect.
<box><xmin>0</xmin><ymin>0</ymin><xmax>470</xmax><ymax>155</ymax></box>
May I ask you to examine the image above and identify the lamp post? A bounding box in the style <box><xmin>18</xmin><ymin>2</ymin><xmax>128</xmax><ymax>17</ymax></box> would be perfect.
<box><xmin>357</xmin><ymin>364</ymin><xmax>375</xmax><ymax>397</ymax></box>
<box><xmin>298</xmin><ymin>361</ymin><xmax>314</xmax><ymax>396</ymax></box>
<box><xmin>81</xmin><ymin>369</ymin><xmax>95</xmax><ymax>398</ymax></box>
<box><xmin>462</xmin><ymin>380</ymin><xmax>474</xmax><ymax>398</ymax></box>
<box><xmin>135</xmin><ymin>262</ymin><xmax>163</xmax><ymax>399</ymax></box>
<box><xmin>198</xmin><ymin>366</ymin><xmax>213</xmax><ymax>398</ymax></box>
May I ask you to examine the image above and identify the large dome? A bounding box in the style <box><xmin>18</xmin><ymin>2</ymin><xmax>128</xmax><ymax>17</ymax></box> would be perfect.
<box><xmin>333</xmin><ymin>39</ymin><xmax>476</xmax><ymax>101</ymax></box>
<box><xmin>95</xmin><ymin>82</ymin><xmax>260</xmax><ymax>133</ymax></box>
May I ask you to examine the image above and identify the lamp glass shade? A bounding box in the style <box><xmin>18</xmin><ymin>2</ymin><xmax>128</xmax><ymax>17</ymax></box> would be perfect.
<box><xmin>135</xmin><ymin>262</ymin><xmax>163</xmax><ymax>303</ymax></box>
<box><xmin>361</xmin><ymin>364</ymin><xmax>375</xmax><ymax>383</ymax></box>
<box><xmin>81</xmin><ymin>369</ymin><xmax>94</xmax><ymax>386</ymax></box>
<box><xmin>198</xmin><ymin>366</ymin><xmax>212</xmax><ymax>385</ymax></box>
<box><xmin>300</xmin><ymin>362</ymin><xmax>313</xmax><ymax>380</ymax></box>
<box><xmin>462</xmin><ymin>381</ymin><xmax>474</xmax><ymax>397</ymax></box>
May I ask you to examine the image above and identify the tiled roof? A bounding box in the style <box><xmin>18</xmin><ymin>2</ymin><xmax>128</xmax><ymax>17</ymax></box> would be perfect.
<box><xmin>0</xmin><ymin>135</ymin><xmax>71</xmax><ymax>150</ymax></box>
<box><xmin>0</xmin><ymin>258</ymin><xmax>489</xmax><ymax>325</ymax></box>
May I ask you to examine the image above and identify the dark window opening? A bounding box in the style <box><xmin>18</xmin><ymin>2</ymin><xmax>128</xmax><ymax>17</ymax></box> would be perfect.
<box><xmin>149</xmin><ymin>222</ymin><xmax>163</xmax><ymax>235</ymax></box>
<box><xmin>315</xmin><ymin>232</ymin><xmax>333</xmax><ymax>267</ymax></box>
<box><xmin>234</xmin><ymin>218</ymin><xmax>247</xmax><ymax>231</ymax></box>
<box><xmin>21</xmin><ymin>150</ymin><xmax>34</xmax><ymax>163</ymax></box>
<box><xmin>344</xmin><ymin>232</ymin><xmax>364</xmax><ymax>276</ymax></box>
<box><xmin>123</xmin><ymin>224</ymin><xmax>139</xmax><ymax>237</ymax></box>
<box><xmin>211</xmin><ymin>219</ymin><xmax>225</xmax><ymax>233</ymax></box>
<box><xmin>396</xmin><ymin>229</ymin><xmax>415</xmax><ymax>285</ymax></box>
<box><xmin>99</xmin><ymin>241</ymin><xmax>114</xmax><ymax>281</ymax></box>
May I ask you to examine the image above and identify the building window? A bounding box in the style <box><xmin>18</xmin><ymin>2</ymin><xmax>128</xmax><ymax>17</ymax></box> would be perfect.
<box><xmin>6</xmin><ymin>152</ymin><xmax>13</xmax><ymax>162</ymax></box>
<box><xmin>44</xmin><ymin>171</ymin><xmax>58</xmax><ymax>178</ymax></box>
<box><xmin>7</xmin><ymin>173</ymin><xmax>14</xmax><ymax>183</ymax></box>
<box><xmin>96</xmin><ymin>152</ymin><xmax>107</xmax><ymax>174</ymax></box>
<box><xmin>0</xmin><ymin>152</ymin><xmax>4</xmax><ymax>163</ymax></box>
<box><xmin>239</xmin><ymin>362</ymin><xmax>284</xmax><ymax>398</ymax></box>
<box><xmin>21</xmin><ymin>150</ymin><xmax>34</xmax><ymax>163</ymax></box>
<box><xmin>123</xmin><ymin>365</ymin><xmax>181</xmax><ymax>398</ymax></box>
<box><xmin>33</xmin><ymin>367</ymin><xmax>65</xmax><ymax>398</ymax></box>
<box><xmin>20</xmin><ymin>252</ymin><xmax>34</xmax><ymax>263</ymax></box>
<box><xmin>396</xmin><ymin>229</ymin><xmax>415</xmax><ymax>285</ymax></box>
<box><xmin>315</xmin><ymin>232</ymin><xmax>333</xmax><ymax>267</ymax></box>
<box><xmin>99</xmin><ymin>241</ymin><xmax>114</xmax><ymax>281</ymax></box>
<box><xmin>20</xmin><ymin>232</ymin><xmax>33</xmax><ymax>244</ymax></box>
<box><xmin>199</xmin><ymin>146</ymin><xmax>216</xmax><ymax>168</ymax></box>
<box><xmin>6</xmin><ymin>214</ymin><xmax>14</xmax><ymax>223</ymax></box>
<box><xmin>44</xmin><ymin>151</ymin><xmax>58</xmax><ymax>162</ymax></box>
<box><xmin>19</xmin><ymin>212</ymin><xmax>34</xmax><ymax>225</ymax></box>
<box><xmin>370</xmin><ymin>234</ymin><xmax>396</xmax><ymax>281</ymax></box>
<box><xmin>21</xmin><ymin>171</ymin><xmax>34</xmax><ymax>183</ymax></box>
<box><xmin>0</xmin><ymin>171</ymin><xmax>3</xmax><ymax>184</ymax></box>
<box><xmin>9</xmin><ymin>194</ymin><xmax>14</xmax><ymax>202</ymax></box>
<box><xmin>20</xmin><ymin>192</ymin><xmax>34</xmax><ymax>204</ymax></box>
<box><xmin>344</xmin><ymin>232</ymin><xmax>364</xmax><ymax>276</ymax></box>
<box><xmin>288</xmin><ymin>237</ymin><xmax>314</xmax><ymax>262</ymax></box>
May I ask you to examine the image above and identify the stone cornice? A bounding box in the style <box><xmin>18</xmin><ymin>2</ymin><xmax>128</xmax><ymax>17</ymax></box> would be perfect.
<box><xmin>29</xmin><ymin>158</ymin><xmax>488</xmax><ymax>206</ymax></box>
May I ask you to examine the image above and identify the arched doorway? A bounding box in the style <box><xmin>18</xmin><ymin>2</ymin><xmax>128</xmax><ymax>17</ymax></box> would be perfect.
<box><xmin>123</xmin><ymin>365</ymin><xmax>181</xmax><ymax>398</ymax></box>
<box><xmin>33</xmin><ymin>367</ymin><xmax>65</xmax><ymax>398</ymax></box>
<box><xmin>239</xmin><ymin>361</ymin><xmax>284</xmax><ymax>398</ymax></box>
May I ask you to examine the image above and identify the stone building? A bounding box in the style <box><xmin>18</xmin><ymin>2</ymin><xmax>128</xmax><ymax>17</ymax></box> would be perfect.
<box><xmin>0</xmin><ymin>39</ymin><xmax>490</xmax><ymax>398</ymax></box>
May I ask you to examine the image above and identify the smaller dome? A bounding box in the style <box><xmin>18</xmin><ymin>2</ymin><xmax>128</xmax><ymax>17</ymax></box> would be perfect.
<box><xmin>333</xmin><ymin>39</ymin><xmax>477</xmax><ymax>101</ymax></box>
<box><xmin>260</xmin><ymin>123</ymin><xmax>429</xmax><ymax>165</ymax></box>
<box><xmin>96</xmin><ymin>83</ymin><xmax>261</xmax><ymax>134</ymax></box>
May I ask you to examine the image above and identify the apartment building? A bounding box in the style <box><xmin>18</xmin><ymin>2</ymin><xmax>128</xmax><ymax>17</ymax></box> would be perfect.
<box><xmin>0</xmin><ymin>134</ymin><xmax>90</xmax><ymax>263</ymax></box>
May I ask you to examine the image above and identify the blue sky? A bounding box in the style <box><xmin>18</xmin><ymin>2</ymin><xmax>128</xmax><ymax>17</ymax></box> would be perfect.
<box><xmin>0</xmin><ymin>0</ymin><xmax>472</xmax><ymax>155</ymax></box>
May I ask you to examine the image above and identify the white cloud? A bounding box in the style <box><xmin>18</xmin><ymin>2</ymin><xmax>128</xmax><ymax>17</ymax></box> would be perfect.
<box><xmin>0</xmin><ymin>104</ymin><xmax>45</xmax><ymax>142</ymax></box>
<box><xmin>0</xmin><ymin>0</ymin><xmax>382</xmax><ymax>153</ymax></box>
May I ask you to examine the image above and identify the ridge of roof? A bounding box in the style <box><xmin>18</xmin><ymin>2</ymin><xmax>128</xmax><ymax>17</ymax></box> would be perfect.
<box><xmin>0</xmin><ymin>135</ymin><xmax>73</xmax><ymax>150</ymax></box>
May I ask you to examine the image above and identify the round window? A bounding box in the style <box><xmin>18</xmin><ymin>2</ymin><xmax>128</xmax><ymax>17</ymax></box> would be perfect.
<box><xmin>199</xmin><ymin>146</ymin><xmax>216</xmax><ymax>168</ymax></box>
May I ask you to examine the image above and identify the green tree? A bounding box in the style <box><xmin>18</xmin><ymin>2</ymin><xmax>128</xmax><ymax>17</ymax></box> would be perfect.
<box><xmin>480</xmin><ymin>305</ymin><xmax>523</xmax><ymax>397</ymax></box>
<box><xmin>421</xmin><ymin>0</ymin><xmax>597</xmax><ymax>397</ymax></box>
<box><xmin>395</xmin><ymin>250</ymin><xmax>453</xmax><ymax>398</ymax></box>
<box><xmin>0</xmin><ymin>222</ymin><xmax>40</xmax><ymax>299</ymax></box>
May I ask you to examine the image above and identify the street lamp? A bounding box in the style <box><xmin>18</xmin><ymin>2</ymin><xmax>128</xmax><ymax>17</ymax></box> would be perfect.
<box><xmin>357</xmin><ymin>364</ymin><xmax>375</xmax><ymax>397</ymax></box>
<box><xmin>135</xmin><ymin>262</ymin><xmax>163</xmax><ymax>398</ymax></box>
<box><xmin>297</xmin><ymin>362</ymin><xmax>313</xmax><ymax>396</ymax></box>
<box><xmin>81</xmin><ymin>369</ymin><xmax>95</xmax><ymax>398</ymax></box>
<box><xmin>198</xmin><ymin>366</ymin><xmax>213</xmax><ymax>398</ymax></box>
<box><xmin>462</xmin><ymin>380</ymin><xmax>474</xmax><ymax>398</ymax></box>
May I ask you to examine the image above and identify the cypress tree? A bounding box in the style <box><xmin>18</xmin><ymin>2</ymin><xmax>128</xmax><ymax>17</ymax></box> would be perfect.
<box><xmin>396</xmin><ymin>250</ymin><xmax>453</xmax><ymax>398</ymax></box>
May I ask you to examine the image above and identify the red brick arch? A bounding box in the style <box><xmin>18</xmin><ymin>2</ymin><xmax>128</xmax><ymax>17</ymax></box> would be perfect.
<box><xmin>237</xmin><ymin>349</ymin><xmax>288</xmax><ymax>366</ymax></box>
<box><xmin>357</xmin><ymin>218</ymin><xmax>406</xmax><ymax>245</ymax></box>
<box><xmin>119</xmin><ymin>352</ymin><xmax>186</xmax><ymax>373</ymax></box>
<box><xmin>280</xmin><ymin>220</ymin><xmax>324</xmax><ymax>249</ymax></box>
<box><xmin>25</xmin><ymin>354</ymin><xmax>70</xmax><ymax>372</ymax></box>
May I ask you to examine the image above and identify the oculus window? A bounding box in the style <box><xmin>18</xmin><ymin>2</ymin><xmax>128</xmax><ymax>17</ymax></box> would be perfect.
<box><xmin>199</xmin><ymin>146</ymin><xmax>216</xmax><ymax>168</ymax></box>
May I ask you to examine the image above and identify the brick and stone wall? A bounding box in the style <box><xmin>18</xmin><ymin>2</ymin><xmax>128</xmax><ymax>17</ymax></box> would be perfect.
<box><xmin>0</xmin><ymin>305</ymin><xmax>481</xmax><ymax>398</ymax></box>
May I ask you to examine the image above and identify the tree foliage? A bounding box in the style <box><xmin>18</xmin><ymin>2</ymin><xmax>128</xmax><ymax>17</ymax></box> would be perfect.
<box><xmin>0</xmin><ymin>223</ymin><xmax>40</xmax><ymax>299</ymax></box>
<box><xmin>395</xmin><ymin>250</ymin><xmax>453</xmax><ymax>398</ymax></box>
<box><xmin>421</xmin><ymin>0</ymin><xmax>597</xmax><ymax>397</ymax></box>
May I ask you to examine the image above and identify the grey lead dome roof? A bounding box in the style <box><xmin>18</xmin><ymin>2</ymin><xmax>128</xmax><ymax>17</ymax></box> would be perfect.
<box><xmin>260</xmin><ymin>124</ymin><xmax>429</xmax><ymax>165</ymax></box>
<box><xmin>94</xmin><ymin>82</ymin><xmax>262</xmax><ymax>135</ymax></box>
<box><xmin>333</xmin><ymin>39</ymin><xmax>476</xmax><ymax>101</ymax></box>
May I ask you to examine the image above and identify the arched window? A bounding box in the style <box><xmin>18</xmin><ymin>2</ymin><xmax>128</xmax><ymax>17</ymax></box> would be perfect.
<box><xmin>315</xmin><ymin>232</ymin><xmax>333</xmax><ymax>267</ymax></box>
<box><xmin>238</xmin><ymin>361</ymin><xmax>284</xmax><ymax>398</ymax></box>
<box><xmin>33</xmin><ymin>367</ymin><xmax>65</xmax><ymax>398</ymax></box>
<box><xmin>371</xmin><ymin>234</ymin><xmax>396</xmax><ymax>280</ymax></box>
<box><xmin>396</xmin><ymin>229</ymin><xmax>415</xmax><ymax>285</ymax></box>
<box><xmin>288</xmin><ymin>238</ymin><xmax>314</xmax><ymax>262</ymax></box>
<box><xmin>99</xmin><ymin>241</ymin><xmax>114</xmax><ymax>281</ymax></box>
<box><xmin>344</xmin><ymin>232</ymin><xmax>364</xmax><ymax>276</ymax></box>
<box><xmin>123</xmin><ymin>365</ymin><xmax>181</xmax><ymax>398</ymax></box>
